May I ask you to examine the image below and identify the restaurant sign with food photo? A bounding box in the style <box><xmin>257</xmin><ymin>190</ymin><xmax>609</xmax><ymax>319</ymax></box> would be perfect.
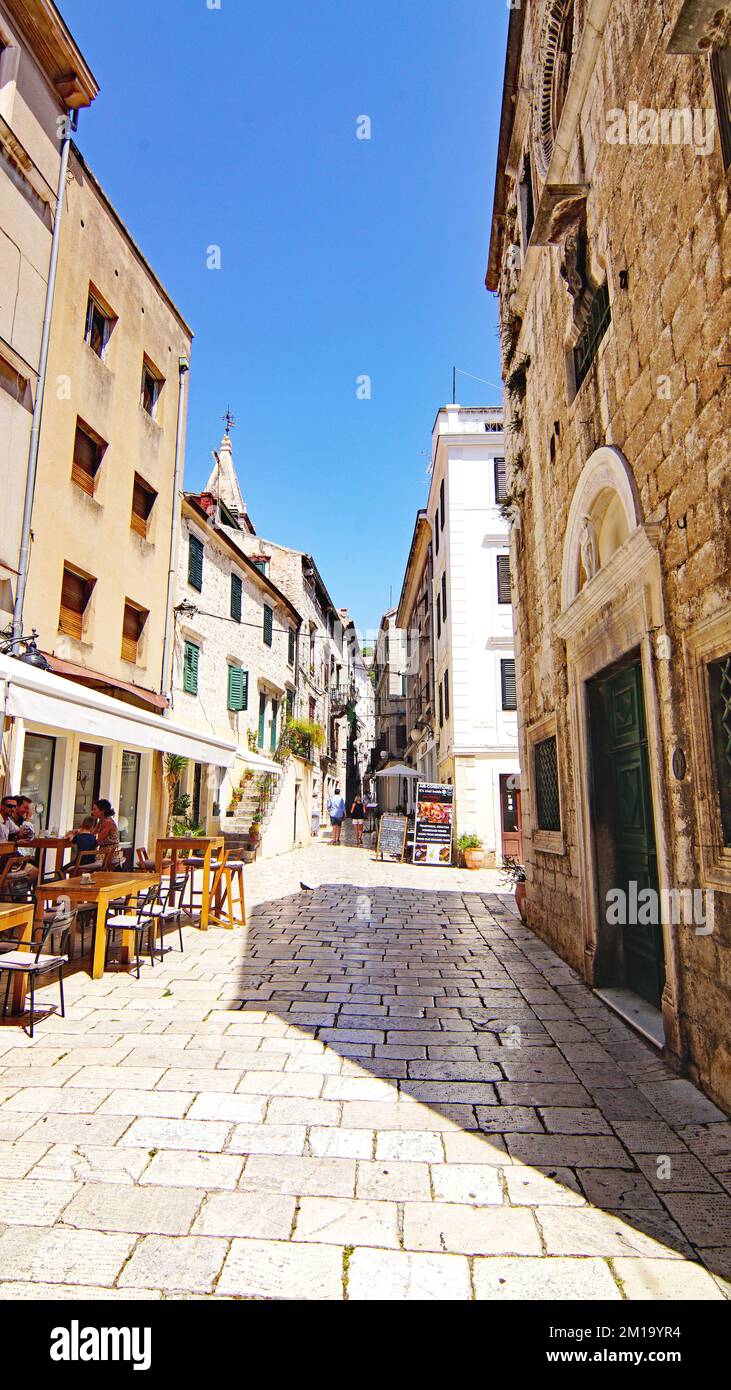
<box><xmin>413</xmin><ymin>783</ymin><xmax>454</xmax><ymax>866</ymax></box>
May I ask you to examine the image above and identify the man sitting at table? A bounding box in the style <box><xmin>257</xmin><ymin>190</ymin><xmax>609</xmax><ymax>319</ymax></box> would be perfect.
<box><xmin>0</xmin><ymin>796</ymin><xmax>18</xmax><ymax>841</ymax></box>
<box><xmin>6</xmin><ymin>794</ymin><xmax>38</xmax><ymax>889</ymax></box>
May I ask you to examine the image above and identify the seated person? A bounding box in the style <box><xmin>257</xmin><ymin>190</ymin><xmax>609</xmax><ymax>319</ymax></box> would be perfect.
<box><xmin>69</xmin><ymin>816</ymin><xmax>99</xmax><ymax>868</ymax></box>
<box><xmin>7</xmin><ymin>794</ymin><xmax>38</xmax><ymax>888</ymax></box>
<box><xmin>0</xmin><ymin>796</ymin><xmax>18</xmax><ymax>841</ymax></box>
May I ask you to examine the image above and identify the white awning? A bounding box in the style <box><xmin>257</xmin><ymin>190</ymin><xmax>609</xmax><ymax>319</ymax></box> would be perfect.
<box><xmin>240</xmin><ymin>748</ymin><xmax>284</xmax><ymax>776</ymax></box>
<box><xmin>375</xmin><ymin>762</ymin><xmax>421</xmax><ymax>778</ymax></box>
<box><xmin>0</xmin><ymin>656</ymin><xmax>237</xmax><ymax>768</ymax></box>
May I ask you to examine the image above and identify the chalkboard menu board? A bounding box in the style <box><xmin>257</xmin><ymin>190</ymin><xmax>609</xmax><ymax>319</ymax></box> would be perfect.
<box><xmin>413</xmin><ymin>783</ymin><xmax>454</xmax><ymax>866</ymax></box>
<box><xmin>376</xmin><ymin>814</ymin><xmax>408</xmax><ymax>862</ymax></box>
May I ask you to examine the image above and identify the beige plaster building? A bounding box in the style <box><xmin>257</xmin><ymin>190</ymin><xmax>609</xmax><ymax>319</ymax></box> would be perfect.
<box><xmin>395</xmin><ymin>510</ymin><xmax>437</xmax><ymax>784</ymax></box>
<box><xmin>1</xmin><ymin>140</ymin><xmax>234</xmax><ymax>856</ymax></box>
<box><xmin>0</xmin><ymin>0</ymin><xmax>97</xmax><ymax>621</ymax></box>
<box><xmin>487</xmin><ymin>0</ymin><xmax>731</xmax><ymax>1106</ymax></box>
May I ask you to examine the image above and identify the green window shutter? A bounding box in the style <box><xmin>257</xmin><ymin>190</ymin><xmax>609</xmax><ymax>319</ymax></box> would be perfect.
<box><xmin>188</xmin><ymin>535</ymin><xmax>203</xmax><ymax>591</ymax></box>
<box><xmin>183</xmin><ymin>641</ymin><xmax>199</xmax><ymax>695</ymax></box>
<box><xmin>263</xmin><ymin>604</ymin><xmax>273</xmax><ymax>647</ymax></box>
<box><xmin>230</xmin><ymin>573</ymin><xmax>242</xmax><ymax>622</ymax></box>
<box><xmin>227</xmin><ymin>664</ymin><xmax>244</xmax><ymax>711</ymax></box>
<box><xmin>288</xmin><ymin>627</ymin><xmax>295</xmax><ymax>665</ymax></box>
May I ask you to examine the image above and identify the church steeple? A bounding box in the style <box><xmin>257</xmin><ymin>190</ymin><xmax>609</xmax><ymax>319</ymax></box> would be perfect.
<box><xmin>204</xmin><ymin>408</ymin><xmax>248</xmax><ymax>525</ymax></box>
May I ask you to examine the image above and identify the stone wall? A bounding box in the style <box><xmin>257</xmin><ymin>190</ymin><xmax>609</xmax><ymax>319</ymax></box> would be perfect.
<box><xmin>490</xmin><ymin>0</ymin><xmax>731</xmax><ymax>1107</ymax></box>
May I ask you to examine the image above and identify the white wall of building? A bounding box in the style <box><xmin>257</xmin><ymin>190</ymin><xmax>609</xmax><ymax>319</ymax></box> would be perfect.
<box><xmin>428</xmin><ymin>405</ymin><xmax>519</xmax><ymax>861</ymax></box>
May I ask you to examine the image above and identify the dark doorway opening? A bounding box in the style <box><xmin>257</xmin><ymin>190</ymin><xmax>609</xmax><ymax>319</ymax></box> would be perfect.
<box><xmin>588</xmin><ymin>655</ymin><xmax>665</xmax><ymax>1009</ymax></box>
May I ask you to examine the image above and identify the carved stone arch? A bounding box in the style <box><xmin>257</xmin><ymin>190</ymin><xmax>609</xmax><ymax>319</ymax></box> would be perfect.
<box><xmin>561</xmin><ymin>446</ymin><xmax>642</xmax><ymax>608</ymax></box>
<box><xmin>534</xmin><ymin>0</ymin><xmax>578</xmax><ymax>179</ymax></box>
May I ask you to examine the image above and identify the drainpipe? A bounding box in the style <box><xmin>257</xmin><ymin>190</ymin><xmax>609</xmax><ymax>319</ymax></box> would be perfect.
<box><xmin>12</xmin><ymin>113</ymin><xmax>76</xmax><ymax>653</ymax></box>
<box><xmin>161</xmin><ymin>356</ymin><xmax>190</xmax><ymax>705</ymax></box>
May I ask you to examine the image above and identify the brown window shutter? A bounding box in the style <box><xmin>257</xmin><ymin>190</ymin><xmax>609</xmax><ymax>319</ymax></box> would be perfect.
<box><xmin>121</xmin><ymin>601</ymin><xmax>147</xmax><ymax>663</ymax></box>
<box><xmin>72</xmin><ymin>425</ymin><xmax>101</xmax><ymax>495</ymax></box>
<box><xmin>131</xmin><ymin>475</ymin><xmax>156</xmax><ymax>537</ymax></box>
<box><xmin>59</xmin><ymin>567</ymin><xmax>91</xmax><ymax>639</ymax></box>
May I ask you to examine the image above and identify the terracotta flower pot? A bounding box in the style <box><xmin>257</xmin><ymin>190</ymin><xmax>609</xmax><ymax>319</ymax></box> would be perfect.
<box><xmin>249</xmin><ymin>824</ymin><xmax>261</xmax><ymax>842</ymax></box>
<box><xmin>463</xmin><ymin>848</ymin><xmax>485</xmax><ymax>870</ymax></box>
<box><xmin>515</xmin><ymin>880</ymin><xmax>527</xmax><ymax>921</ymax></box>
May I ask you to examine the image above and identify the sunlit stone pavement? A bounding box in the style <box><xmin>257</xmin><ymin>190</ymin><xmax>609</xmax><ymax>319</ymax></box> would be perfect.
<box><xmin>0</xmin><ymin>839</ymin><xmax>729</xmax><ymax>1301</ymax></box>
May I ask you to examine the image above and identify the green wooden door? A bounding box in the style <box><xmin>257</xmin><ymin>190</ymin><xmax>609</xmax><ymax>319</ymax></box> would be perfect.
<box><xmin>270</xmin><ymin>699</ymin><xmax>279</xmax><ymax>752</ymax></box>
<box><xmin>601</xmin><ymin>663</ymin><xmax>665</xmax><ymax>1008</ymax></box>
<box><xmin>258</xmin><ymin>692</ymin><xmax>267</xmax><ymax>748</ymax></box>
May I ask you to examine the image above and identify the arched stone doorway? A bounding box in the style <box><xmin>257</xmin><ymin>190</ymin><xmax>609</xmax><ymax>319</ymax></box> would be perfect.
<box><xmin>554</xmin><ymin>447</ymin><xmax>682</xmax><ymax>1057</ymax></box>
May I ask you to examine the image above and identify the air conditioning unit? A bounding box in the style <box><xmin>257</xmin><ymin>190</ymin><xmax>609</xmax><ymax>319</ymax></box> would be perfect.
<box><xmin>506</xmin><ymin>243</ymin><xmax>522</xmax><ymax>271</ymax></box>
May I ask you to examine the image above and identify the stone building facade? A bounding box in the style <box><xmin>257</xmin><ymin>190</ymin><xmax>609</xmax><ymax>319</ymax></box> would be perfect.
<box><xmin>487</xmin><ymin>0</ymin><xmax>731</xmax><ymax>1106</ymax></box>
<box><xmin>395</xmin><ymin>510</ymin><xmax>437</xmax><ymax>783</ymax></box>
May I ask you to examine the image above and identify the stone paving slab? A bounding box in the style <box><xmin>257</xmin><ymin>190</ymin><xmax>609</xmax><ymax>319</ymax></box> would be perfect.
<box><xmin>0</xmin><ymin>841</ymin><xmax>728</xmax><ymax>1300</ymax></box>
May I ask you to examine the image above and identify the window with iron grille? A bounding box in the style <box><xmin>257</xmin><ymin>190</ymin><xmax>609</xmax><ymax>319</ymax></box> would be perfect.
<box><xmin>573</xmin><ymin>281</ymin><xmax>611</xmax><ymax>391</ymax></box>
<box><xmin>188</xmin><ymin>534</ymin><xmax>203</xmax><ymax>591</ymax></box>
<box><xmin>708</xmin><ymin>654</ymin><xmax>731</xmax><ymax>846</ymax></box>
<box><xmin>230</xmin><ymin>573</ymin><xmax>242</xmax><ymax>623</ymax></box>
<box><xmin>263</xmin><ymin>604</ymin><xmax>273</xmax><ymax>647</ymax></box>
<box><xmin>183</xmin><ymin>640</ymin><xmax>200</xmax><ymax>695</ymax></box>
<box><xmin>535</xmin><ymin>735</ymin><xmax>561</xmax><ymax>832</ymax></box>
<box><xmin>501</xmin><ymin>658</ymin><xmax>517</xmax><ymax>711</ymax></box>
<box><xmin>494</xmin><ymin>457</ymin><xmax>507</xmax><ymax>503</ymax></box>
<box><xmin>497</xmin><ymin>554</ymin><xmax>512</xmax><ymax>605</ymax></box>
<box><xmin>288</xmin><ymin>628</ymin><xmax>296</xmax><ymax>666</ymax></box>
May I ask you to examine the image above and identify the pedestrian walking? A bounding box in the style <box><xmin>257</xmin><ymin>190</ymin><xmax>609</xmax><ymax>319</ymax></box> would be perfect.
<box><xmin>327</xmin><ymin>785</ymin><xmax>346</xmax><ymax>845</ymax></box>
<box><xmin>350</xmin><ymin>792</ymin><xmax>366</xmax><ymax>846</ymax></box>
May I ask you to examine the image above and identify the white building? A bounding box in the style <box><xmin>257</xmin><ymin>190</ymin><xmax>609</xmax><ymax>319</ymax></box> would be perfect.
<box><xmin>340</xmin><ymin>610</ymin><xmax>376</xmax><ymax>802</ymax></box>
<box><xmin>428</xmin><ymin>404</ymin><xmax>521</xmax><ymax>864</ymax></box>
<box><xmin>170</xmin><ymin>430</ymin><xmax>315</xmax><ymax>859</ymax></box>
<box><xmin>373</xmin><ymin>608</ymin><xmax>409</xmax><ymax>812</ymax></box>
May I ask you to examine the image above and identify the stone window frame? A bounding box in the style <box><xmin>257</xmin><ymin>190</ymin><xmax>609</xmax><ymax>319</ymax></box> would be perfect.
<box><xmin>526</xmin><ymin>711</ymin><xmax>566</xmax><ymax>855</ymax></box>
<box><xmin>533</xmin><ymin>0</ymin><xmax>580</xmax><ymax>180</ymax></box>
<box><xmin>684</xmin><ymin>608</ymin><xmax>731</xmax><ymax>892</ymax></box>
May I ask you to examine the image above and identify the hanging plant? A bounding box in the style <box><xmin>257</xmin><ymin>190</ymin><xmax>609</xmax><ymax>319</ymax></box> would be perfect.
<box><xmin>500</xmin><ymin>313</ymin><xmax>523</xmax><ymax>367</ymax></box>
<box><xmin>506</xmin><ymin>355</ymin><xmax>531</xmax><ymax>401</ymax></box>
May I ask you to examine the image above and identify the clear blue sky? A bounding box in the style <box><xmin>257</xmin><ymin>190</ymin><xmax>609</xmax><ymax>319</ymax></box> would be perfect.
<box><xmin>60</xmin><ymin>0</ymin><xmax>507</xmax><ymax>640</ymax></box>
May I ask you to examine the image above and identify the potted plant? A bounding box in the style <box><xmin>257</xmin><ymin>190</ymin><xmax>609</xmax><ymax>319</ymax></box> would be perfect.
<box><xmin>457</xmin><ymin>834</ymin><xmax>485</xmax><ymax>870</ymax></box>
<box><xmin>249</xmin><ymin>809</ymin><xmax>263</xmax><ymax>843</ymax></box>
<box><xmin>501</xmin><ymin>855</ymin><xmax>527</xmax><ymax>921</ymax></box>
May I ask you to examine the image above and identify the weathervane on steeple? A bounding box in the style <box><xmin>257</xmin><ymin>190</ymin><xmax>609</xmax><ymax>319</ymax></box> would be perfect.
<box><xmin>223</xmin><ymin>406</ymin><xmax>236</xmax><ymax>437</ymax></box>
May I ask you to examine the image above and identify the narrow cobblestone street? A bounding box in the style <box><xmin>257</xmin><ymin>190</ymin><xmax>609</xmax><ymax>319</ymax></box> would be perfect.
<box><xmin>0</xmin><ymin>842</ymin><xmax>729</xmax><ymax>1301</ymax></box>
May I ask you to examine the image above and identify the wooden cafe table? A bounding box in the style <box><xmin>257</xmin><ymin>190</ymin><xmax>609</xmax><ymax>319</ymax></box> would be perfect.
<box><xmin>38</xmin><ymin>872</ymin><xmax>159</xmax><ymax>980</ymax></box>
<box><xmin>0</xmin><ymin>901</ymin><xmax>36</xmax><ymax>1016</ymax></box>
<box><xmin>154</xmin><ymin>836</ymin><xmax>224</xmax><ymax>930</ymax></box>
<box><xmin>25</xmin><ymin>836</ymin><xmax>74</xmax><ymax>883</ymax></box>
